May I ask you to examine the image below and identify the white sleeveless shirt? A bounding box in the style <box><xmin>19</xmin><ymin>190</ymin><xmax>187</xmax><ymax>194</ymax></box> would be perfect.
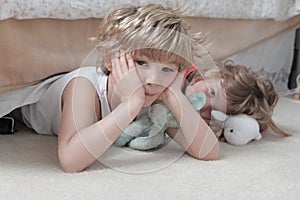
<box><xmin>21</xmin><ymin>66</ymin><xmax>110</xmax><ymax>135</ymax></box>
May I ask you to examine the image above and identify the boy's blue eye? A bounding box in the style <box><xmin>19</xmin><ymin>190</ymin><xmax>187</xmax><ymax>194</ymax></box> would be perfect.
<box><xmin>162</xmin><ymin>67</ymin><xmax>174</xmax><ymax>72</ymax></box>
<box><xmin>136</xmin><ymin>60</ymin><xmax>146</xmax><ymax>66</ymax></box>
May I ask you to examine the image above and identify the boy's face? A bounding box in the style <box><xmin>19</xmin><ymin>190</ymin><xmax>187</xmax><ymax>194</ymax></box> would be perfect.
<box><xmin>133</xmin><ymin>54</ymin><xmax>179</xmax><ymax>107</ymax></box>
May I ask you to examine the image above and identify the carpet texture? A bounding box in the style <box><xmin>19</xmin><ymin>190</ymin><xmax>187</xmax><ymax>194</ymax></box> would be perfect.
<box><xmin>0</xmin><ymin>97</ymin><xmax>299</xmax><ymax>200</ymax></box>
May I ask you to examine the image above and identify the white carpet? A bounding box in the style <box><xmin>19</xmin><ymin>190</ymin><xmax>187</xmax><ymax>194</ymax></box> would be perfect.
<box><xmin>0</xmin><ymin>97</ymin><xmax>300</xmax><ymax>200</ymax></box>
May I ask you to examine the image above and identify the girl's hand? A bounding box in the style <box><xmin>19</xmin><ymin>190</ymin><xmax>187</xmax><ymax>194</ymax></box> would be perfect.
<box><xmin>111</xmin><ymin>51</ymin><xmax>145</xmax><ymax>105</ymax></box>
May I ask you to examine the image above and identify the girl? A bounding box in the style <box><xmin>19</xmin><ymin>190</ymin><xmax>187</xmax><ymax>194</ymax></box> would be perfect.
<box><xmin>18</xmin><ymin>4</ymin><xmax>219</xmax><ymax>172</ymax></box>
<box><xmin>185</xmin><ymin>62</ymin><xmax>290</xmax><ymax>140</ymax></box>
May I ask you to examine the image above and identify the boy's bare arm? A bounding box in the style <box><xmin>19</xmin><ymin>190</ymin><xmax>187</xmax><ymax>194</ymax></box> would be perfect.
<box><xmin>164</xmin><ymin>92</ymin><xmax>220</xmax><ymax>160</ymax></box>
<box><xmin>58</xmin><ymin>78</ymin><xmax>142</xmax><ymax>173</ymax></box>
<box><xmin>160</xmin><ymin>72</ymin><xmax>219</xmax><ymax>160</ymax></box>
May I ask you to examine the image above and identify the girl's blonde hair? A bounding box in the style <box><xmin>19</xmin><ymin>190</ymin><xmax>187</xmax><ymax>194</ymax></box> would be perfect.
<box><xmin>189</xmin><ymin>62</ymin><xmax>289</xmax><ymax>137</ymax></box>
<box><xmin>216</xmin><ymin>63</ymin><xmax>289</xmax><ymax>136</ymax></box>
<box><xmin>92</xmin><ymin>3</ymin><xmax>206</xmax><ymax>74</ymax></box>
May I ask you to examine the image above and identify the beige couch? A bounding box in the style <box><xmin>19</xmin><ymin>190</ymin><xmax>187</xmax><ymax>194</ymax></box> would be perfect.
<box><xmin>1</xmin><ymin>15</ymin><xmax>300</xmax><ymax>94</ymax></box>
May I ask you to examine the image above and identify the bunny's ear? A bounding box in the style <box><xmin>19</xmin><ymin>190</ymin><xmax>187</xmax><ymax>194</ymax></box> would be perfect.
<box><xmin>186</xmin><ymin>92</ymin><xmax>206</xmax><ymax>110</ymax></box>
<box><xmin>211</xmin><ymin>110</ymin><xmax>228</xmax><ymax>122</ymax></box>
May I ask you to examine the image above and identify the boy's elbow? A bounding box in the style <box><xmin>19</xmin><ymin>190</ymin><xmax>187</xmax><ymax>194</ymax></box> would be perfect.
<box><xmin>201</xmin><ymin>142</ymin><xmax>220</xmax><ymax>161</ymax></box>
<box><xmin>59</xmin><ymin>154</ymin><xmax>76</xmax><ymax>173</ymax></box>
<box><xmin>60</xmin><ymin>161</ymin><xmax>79</xmax><ymax>173</ymax></box>
<box><xmin>58</xmin><ymin>149</ymin><xmax>85</xmax><ymax>173</ymax></box>
<box><xmin>189</xmin><ymin>141</ymin><xmax>220</xmax><ymax>161</ymax></box>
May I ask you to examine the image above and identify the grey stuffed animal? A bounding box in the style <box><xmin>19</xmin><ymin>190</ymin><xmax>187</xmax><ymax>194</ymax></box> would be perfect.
<box><xmin>114</xmin><ymin>92</ymin><xmax>206</xmax><ymax>150</ymax></box>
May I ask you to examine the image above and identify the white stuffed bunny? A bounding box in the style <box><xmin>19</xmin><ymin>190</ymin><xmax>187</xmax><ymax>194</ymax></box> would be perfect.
<box><xmin>211</xmin><ymin>110</ymin><xmax>262</xmax><ymax>145</ymax></box>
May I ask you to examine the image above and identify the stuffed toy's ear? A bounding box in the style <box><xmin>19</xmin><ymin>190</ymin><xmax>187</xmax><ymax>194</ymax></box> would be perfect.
<box><xmin>186</xmin><ymin>92</ymin><xmax>206</xmax><ymax>110</ymax></box>
<box><xmin>211</xmin><ymin>110</ymin><xmax>228</xmax><ymax>122</ymax></box>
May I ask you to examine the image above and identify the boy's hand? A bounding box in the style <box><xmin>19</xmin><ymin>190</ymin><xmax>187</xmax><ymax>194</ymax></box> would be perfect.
<box><xmin>111</xmin><ymin>51</ymin><xmax>145</xmax><ymax>106</ymax></box>
<box><xmin>159</xmin><ymin>70</ymin><xmax>186</xmax><ymax>103</ymax></box>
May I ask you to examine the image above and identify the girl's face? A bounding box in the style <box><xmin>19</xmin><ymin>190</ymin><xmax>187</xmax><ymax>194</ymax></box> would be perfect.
<box><xmin>186</xmin><ymin>78</ymin><xmax>227</xmax><ymax>121</ymax></box>
<box><xmin>133</xmin><ymin>54</ymin><xmax>179</xmax><ymax>107</ymax></box>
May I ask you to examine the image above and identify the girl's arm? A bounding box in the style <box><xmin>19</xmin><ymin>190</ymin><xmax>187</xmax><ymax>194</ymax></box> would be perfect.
<box><xmin>162</xmin><ymin>74</ymin><xmax>220</xmax><ymax>160</ymax></box>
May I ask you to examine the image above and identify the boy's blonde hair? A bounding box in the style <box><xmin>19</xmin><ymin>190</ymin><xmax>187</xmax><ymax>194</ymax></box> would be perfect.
<box><xmin>92</xmin><ymin>3</ymin><xmax>206</xmax><ymax>74</ymax></box>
